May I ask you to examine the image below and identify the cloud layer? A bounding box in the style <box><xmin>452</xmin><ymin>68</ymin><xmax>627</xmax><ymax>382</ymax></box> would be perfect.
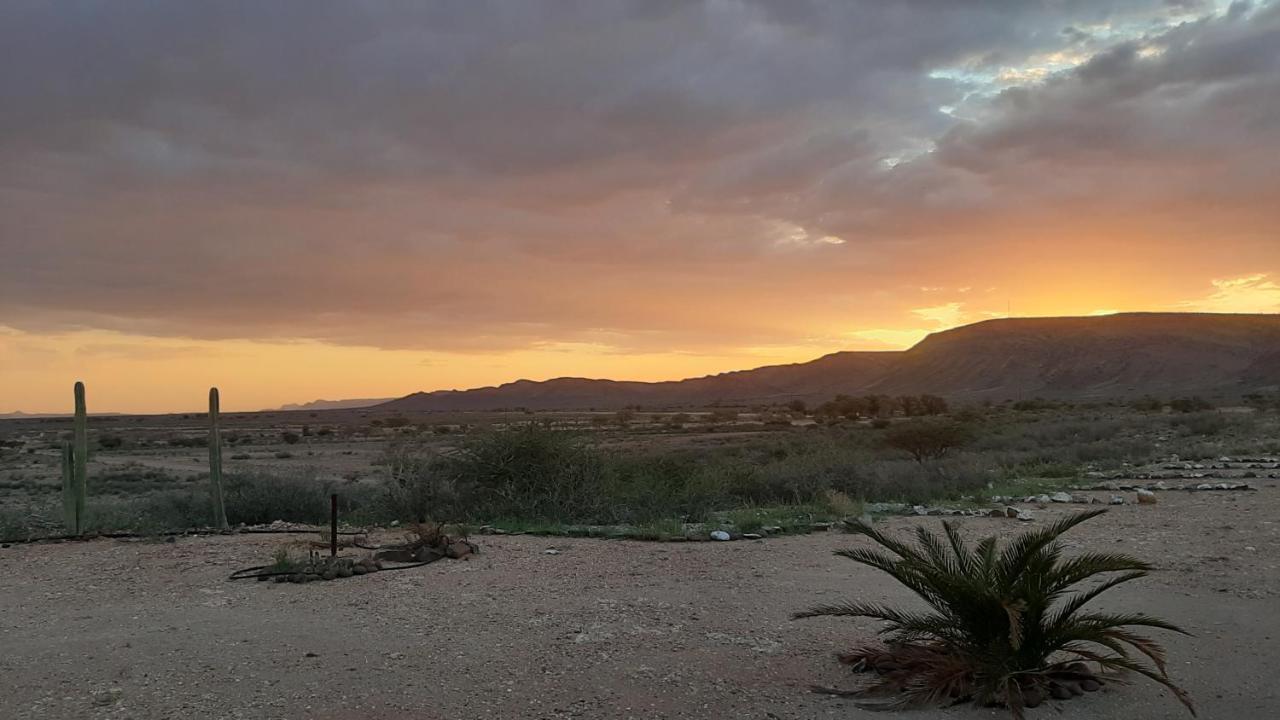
<box><xmin>2</xmin><ymin>1</ymin><xmax>1278</xmax><ymax>410</ymax></box>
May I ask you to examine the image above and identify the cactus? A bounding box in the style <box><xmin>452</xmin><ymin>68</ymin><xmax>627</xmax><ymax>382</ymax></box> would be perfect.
<box><xmin>60</xmin><ymin>441</ymin><xmax>75</xmax><ymax>532</ymax></box>
<box><xmin>70</xmin><ymin>381</ymin><xmax>88</xmax><ymax>534</ymax></box>
<box><xmin>209</xmin><ymin>387</ymin><xmax>228</xmax><ymax>529</ymax></box>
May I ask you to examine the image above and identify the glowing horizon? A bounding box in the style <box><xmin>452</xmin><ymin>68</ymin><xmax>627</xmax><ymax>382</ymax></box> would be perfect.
<box><xmin>2</xmin><ymin>2</ymin><xmax>1278</xmax><ymax>414</ymax></box>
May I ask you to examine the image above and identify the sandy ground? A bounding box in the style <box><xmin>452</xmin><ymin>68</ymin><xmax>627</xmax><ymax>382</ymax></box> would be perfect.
<box><xmin>2</xmin><ymin>490</ymin><xmax>1277</xmax><ymax>720</ymax></box>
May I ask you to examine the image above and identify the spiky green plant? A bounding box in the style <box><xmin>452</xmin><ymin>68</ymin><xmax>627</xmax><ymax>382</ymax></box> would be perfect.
<box><xmin>60</xmin><ymin>441</ymin><xmax>75</xmax><ymax>532</ymax></box>
<box><xmin>794</xmin><ymin>510</ymin><xmax>1193</xmax><ymax>717</ymax></box>
<box><xmin>208</xmin><ymin>387</ymin><xmax>228</xmax><ymax>529</ymax></box>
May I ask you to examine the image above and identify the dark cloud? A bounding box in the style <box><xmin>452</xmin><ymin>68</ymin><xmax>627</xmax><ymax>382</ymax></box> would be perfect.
<box><xmin>1</xmin><ymin>1</ymin><xmax>1276</xmax><ymax>353</ymax></box>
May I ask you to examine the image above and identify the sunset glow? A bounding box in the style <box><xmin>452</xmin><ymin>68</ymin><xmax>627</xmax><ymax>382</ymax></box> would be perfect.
<box><xmin>2</xmin><ymin>1</ymin><xmax>1278</xmax><ymax>413</ymax></box>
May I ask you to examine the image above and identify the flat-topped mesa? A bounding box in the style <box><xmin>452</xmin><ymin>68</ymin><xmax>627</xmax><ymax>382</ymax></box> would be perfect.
<box><xmin>373</xmin><ymin>313</ymin><xmax>1280</xmax><ymax>412</ymax></box>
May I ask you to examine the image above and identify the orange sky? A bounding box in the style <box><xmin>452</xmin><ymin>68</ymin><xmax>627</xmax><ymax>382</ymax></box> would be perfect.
<box><xmin>4</xmin><ymin>271</ymin><xmax>1277</xmax><ymax>413</ymax></box>
<box><xmin>2</xmin><ymin>1</ymin><xmax>1278</xmax><ymax>413</ymax></box>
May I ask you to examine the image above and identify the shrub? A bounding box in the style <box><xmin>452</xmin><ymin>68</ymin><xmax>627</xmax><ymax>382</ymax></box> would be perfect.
<box><xmin>1170</xmin><ymin>411</ymin><xmax>1230</xmax><ymax>437</ymax></box>
<box><xmin>1131</xmin><ymin>396</ymin><xmax>1164</xmax><ymax>412</ymax></box>
<box><xmin>377</xmin><ymin>440</ymin><xmax>459</xmax><ymax>523</ymax></box>
<box><xmin>97</xmin><ymin>435</ymin><xmax>124</xmax><ymax>450</ymax></box>
<box><xmin>281</xmin><ymin>431</ymin><xmax>301</xmax><ymax>444</ymax></box>
<box><xmin>883</xmin><ymin>420</ymin><xmax>974</xmax><ymax>463</ymax></box>
<box><xmin>222</xmin><ymin>470</ymin><xmax>373</xmax><ymax>525</ymax></box>
<box><xmin>794</xmin><ymin>511</ymin><xmax>1192</xmax><ymax>717</ymax></box>
<box><xmin>1170</xmin><ymin>396</ymin><xmax>1213</xmax><ymax>413</ymax></box>
<box><xmin>446</xmin><ymin>423</ymin><xmax>607</xmax><ymax>522</ymax></box>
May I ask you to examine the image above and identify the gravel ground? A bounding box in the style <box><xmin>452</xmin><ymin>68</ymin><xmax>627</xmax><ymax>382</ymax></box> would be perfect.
<box><xmin>2</xmin><ymin>490</ymin><xmax>1277</xmax><ymax>720</ymax></box>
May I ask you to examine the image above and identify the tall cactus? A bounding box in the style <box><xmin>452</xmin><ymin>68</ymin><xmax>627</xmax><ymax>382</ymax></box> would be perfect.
<box><xmin>60</xmin><ymin>441</ymin><xmax>75</xmax><ymax>533</ymax></box>
<box><xmin>70</xmin><ymin>381</ymin><xmax>88</xmax><ymax>534</ymax></box>
<box><xmin>208</xmin><ymin>387</ymin><xmax>228</xmax><ymax>529</ymax></box>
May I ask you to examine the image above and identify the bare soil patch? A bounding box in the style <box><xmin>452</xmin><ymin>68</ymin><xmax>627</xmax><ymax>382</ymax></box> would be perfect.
<box><xmin>2</xmin><ymin>490</ymin><xmax>1277</xmax><ymax>719</ymax></box>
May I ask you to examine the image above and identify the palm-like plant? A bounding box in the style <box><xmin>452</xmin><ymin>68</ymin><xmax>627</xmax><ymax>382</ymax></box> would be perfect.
<box><xmin>794</xmin><ymin>510</ymin><xmax>1194</xmax><ymax>717</ymax></box>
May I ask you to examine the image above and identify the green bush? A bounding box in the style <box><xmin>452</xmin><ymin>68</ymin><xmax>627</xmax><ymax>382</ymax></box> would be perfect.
<box><xmin>883</xmin><ymin>420</ymin><xmax>975</xmax><ymax>463</ymax></box>
<box><xmin>795</xmin><ymin>511</ymin><xmax>1193</xmax><ymax>716</ymax></box>
<box><xmin>222</xmin><ymin>470</ymin><xmax>374</xmax><ymax>525</ymax></box>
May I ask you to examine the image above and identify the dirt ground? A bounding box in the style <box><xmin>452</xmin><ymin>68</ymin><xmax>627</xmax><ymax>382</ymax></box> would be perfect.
<box><xmin>2</xmin><ymin>490</ymin><xmax>1277</xmax><ymax>720</ymax></box>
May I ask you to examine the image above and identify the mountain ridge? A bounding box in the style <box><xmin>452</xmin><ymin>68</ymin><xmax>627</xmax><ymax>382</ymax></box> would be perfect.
<box><xmin>374</xmin><ymin>312</ymin><xmax>1280</xmax><ymax>412</ymax></box>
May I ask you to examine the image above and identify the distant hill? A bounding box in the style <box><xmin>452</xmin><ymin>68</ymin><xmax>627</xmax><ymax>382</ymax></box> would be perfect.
<box><xmin>276</xmin><ymin>398</ymin><xmax>395</xmax><ymax>412</ymax></box>
<box><xmin>376</xmin><ymin>313</ymin><xmax>1280</xmax><ymax>411</ymax></box>
<box><xmin>0</xmin><ymin>411</ymin><xmax>123</xmax><ymax>419</ymax></box>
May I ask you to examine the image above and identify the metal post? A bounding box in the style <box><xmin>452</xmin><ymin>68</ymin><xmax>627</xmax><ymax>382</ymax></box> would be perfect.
<box><xmin>330</xmin><ymin>493</ymin><xmax>338</xmax><ymax>558</ymax></box>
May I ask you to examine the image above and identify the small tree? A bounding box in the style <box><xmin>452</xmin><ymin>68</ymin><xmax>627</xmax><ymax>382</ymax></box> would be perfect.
<box><xmin>919</xmin><ymin>394</ymin><xmax>949</xmax><ymax>415</ymax></box>
<box><xmin>883</xmin><ymin>420</ymin><xmax>973</xmax><ymax>463</ymax></box>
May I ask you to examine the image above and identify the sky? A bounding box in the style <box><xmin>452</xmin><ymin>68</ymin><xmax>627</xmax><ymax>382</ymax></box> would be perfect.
<box><xmin>2</xmin><ymin>0</ymin><xmax>1279</xmax><ymax>413</ymax></box>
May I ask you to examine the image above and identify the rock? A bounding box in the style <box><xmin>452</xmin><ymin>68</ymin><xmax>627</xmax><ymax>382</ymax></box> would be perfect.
<box><xmin>1137</xmin><ymin>489</ymin><xmax>1157</xmax><ymax>504</ymax></box>
<box><xmin>863</xmin><ymin>503</ymin><xmax>905</xmax><ymax>515</ymax></box>
<box><xmin>1021</xmin><ymin>685</ymin><xmax>1046</xmax><ymax>708</ymax></box>
<box><xmin>445</xmin><ymin>541</ymin><xmax>473</xmax><ymax>559</ymax></box>
<box><xmin>321</xmin><ymin>570</ymin><xmax>337</xmax><ymax>581</ymax></box>
<box><xmin>1005</xmin><ymin>506</ymin><xmax>1020</xmax><ymax>518</ymax></box>
<box><xmin>1109</xmin><ymin>495</ymin><xmax>1126</xmax><ymax>505</ymax></box>
<box><xmin>1050</xmin><ymin>492</ymin><xmax>1073</xmax><ymax>503</ymax></box>
<box><xmin>761</xmin><ymin>525</ymin><xmax>784</xmax><ymax>534</ymax></box>
<box><xmin>1049</xmin><ymin>683</ymin><xmax>1074</xmax><ymax>700</ymax></box>
<box><xmin>1016</xmin><ymin>509</ymin><xmax>1034</xmax><ymax>521</ymax></box>
<box><xmin>710</xmin><ymin>530</ymin><xmax>731</xmax><ymax>541</ymax></box>
<box><xmin>989</xmin><ymin>508</ymin><xmax>1005</xmax><ymax>518</ymax></box>
<box><xmin>413</xmin><ymin>546</ymin><xmax>445</xmax><ymax>562</ymax></box>
<box><xmin>912</xmin><ymin>505</ymin><xmax>928</xmax><ymax>516</ymax></box>
<box><xmin>743</xmin><ymin>533</ymin><xmax>764</xmax><ymax>540</ymax></box>
<box><xmin>543</xmin><ymin>549</ymin><xmax>561</xmax><ymax>555</ymax></box>
<box><xmin>92</xmin><ymin>688</ymin><xmax>123</xmax><ymax>706</ymax></box>
<box><xmin>1036</xmin><ymin>494</ymin><xmax>1052</xmax><ymax>504</ymax></box>
<box><xmin>377</xmin><ymin>549</ymin><xmax>416</xmax><ymax>563</ymax></box>
<box><xmin>352</xmin><ymin>565</ymin><xmax>367</xmax><ymax>575</ymax></box>
<box><xmin>336</xmin><ymin>565</ymin><xmax>353</xmax><ymax>578</ymax></box>
<box><xmin>1080</xmin><ymin>678</ymin><xmax>1102</xmax><ymax>692</ymax></box>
